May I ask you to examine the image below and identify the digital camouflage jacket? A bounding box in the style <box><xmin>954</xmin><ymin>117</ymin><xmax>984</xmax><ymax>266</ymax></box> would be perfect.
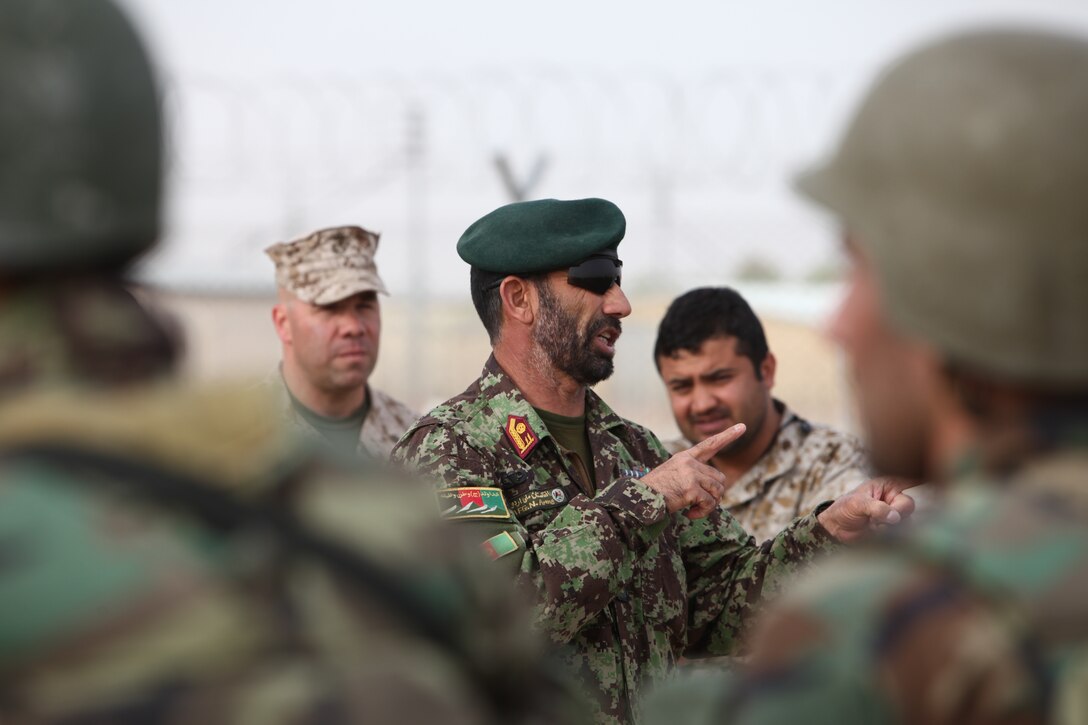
<box><xmin>393</xmin><ymin>355</ymin><xmax>838</xmax><ymax>724</ymax></box>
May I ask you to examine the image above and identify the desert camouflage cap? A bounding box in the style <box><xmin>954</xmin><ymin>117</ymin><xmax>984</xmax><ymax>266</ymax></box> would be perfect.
<box><xmin>265</xmin><ymin>225</ymin><xmax>389</xmax><ymax>305</ymax></box>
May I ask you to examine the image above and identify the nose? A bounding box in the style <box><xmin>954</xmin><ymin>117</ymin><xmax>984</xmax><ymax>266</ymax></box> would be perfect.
<box><xmin>690</xmin><ymin>384</ymin><xmax>718</xmax><ymax>415</ymax></box>
<box><xmin>338</xmin><ymin>309</ymin><xmax>367</xmax><ymax>337</ymax></box>
<box><xmin>603</xmin><ymin>284</ymin><xmax>632</xmax><ymax>318</ymax></box>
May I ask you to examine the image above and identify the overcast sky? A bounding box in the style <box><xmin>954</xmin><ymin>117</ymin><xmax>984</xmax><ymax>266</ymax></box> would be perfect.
<box><xmin>118</xmin><ymin>0</ymin><xmax>1088</xmax><ymax>297</ymax></box>
<box><xmin>125</xmin><ymin>0</ymin><xmax>1088</xmax><ymax>74</ymax></box>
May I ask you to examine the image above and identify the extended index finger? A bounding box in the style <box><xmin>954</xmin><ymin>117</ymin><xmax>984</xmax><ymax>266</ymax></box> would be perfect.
<box><xmin>686</xmin><ymin>424</ymin><xmax>746</xmax><ymax>464</ymax></box>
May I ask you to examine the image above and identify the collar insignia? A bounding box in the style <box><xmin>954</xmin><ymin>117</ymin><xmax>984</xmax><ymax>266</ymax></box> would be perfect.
<box><xmin>504</xmin><ymin>414</ymin><xmax>539</xmax><ymax>459</ymax></box>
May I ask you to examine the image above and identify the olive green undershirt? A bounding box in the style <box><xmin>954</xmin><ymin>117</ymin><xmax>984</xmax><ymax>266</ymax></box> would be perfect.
<box><xmin>534</xmin><ymin>407</ymin><xmax>596</xmax><ymax>492</ymax></box>
<box><xmin>288</xmin><ymin>387</ymin><xmax>371</xmax><ymax>456</ymax></box>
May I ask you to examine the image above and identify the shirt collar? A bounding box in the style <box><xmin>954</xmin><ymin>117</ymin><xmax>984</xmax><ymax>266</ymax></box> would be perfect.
<box><xmin>479</xmin><ymin>354</ymin><xmax>627</xmax><ymax>446</ymax></box>
<box><xmin>721</xmin><ymin>399</ymin><xmax>810</xmax><ymax>507</ymax></box>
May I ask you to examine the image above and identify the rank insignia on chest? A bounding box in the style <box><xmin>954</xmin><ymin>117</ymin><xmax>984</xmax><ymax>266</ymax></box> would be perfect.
<box><xmin>503</xmin><ymin>414</ymin><xmax>539</xmax><ymax>459</ymax></box>
<box><xmin>436</xmin><ymin>487</ymin><xmax>511</xmax><ymax>520</ymax></box>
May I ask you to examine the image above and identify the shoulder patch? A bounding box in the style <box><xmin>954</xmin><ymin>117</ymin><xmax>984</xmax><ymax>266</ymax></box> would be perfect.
<box><xmin>480</xmin><ymin>531</ymin><xmax>523</xmax><ymax>561</ymax></box>
<box><xmin>503</xmin><ymin>414</ymin><xmax>539</xmax><ymax>459</ymax></box>
<box><xmin>436</xmin><ymin>487</ymin><xmax>511</xmax><ymax>520</ymax></box>
<box><xmin>509</xmin><ymin>487</ymin><xmax>568</xmax><ymax>518</ymax></box>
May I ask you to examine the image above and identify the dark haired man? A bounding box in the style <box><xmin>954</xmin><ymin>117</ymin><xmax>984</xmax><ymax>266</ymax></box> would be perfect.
<box><xmin>393</xmin><ymin>198</ymin><xmax>914</xmax><ymax>724</ymax></box>
<box><xmin>654</xmin><ymin>287</ymin><xmax>869</xmax><ymax>541</ymax></box>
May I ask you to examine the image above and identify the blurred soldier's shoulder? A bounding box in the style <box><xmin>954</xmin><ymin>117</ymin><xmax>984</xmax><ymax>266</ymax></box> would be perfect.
<box><xmin>0</xmin><ymin>380</ymin><xmax>583</xmax><ymax>723</ymax></box>
<box><xmin>674</xmin><ymin>449</ymin><xmax>1088</xmax><ymax>724</ymax></box>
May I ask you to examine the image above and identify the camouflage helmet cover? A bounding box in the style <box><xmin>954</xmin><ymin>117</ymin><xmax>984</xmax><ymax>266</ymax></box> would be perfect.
<box><xmin>798</xmin><ymin>29</ymin><xmax>1088</xmax><ymax>386</ymax></box>
<box><xmin>0</xmin><ymin>0</ymin><xmax>162</xmax><ymax>272</ymax></box>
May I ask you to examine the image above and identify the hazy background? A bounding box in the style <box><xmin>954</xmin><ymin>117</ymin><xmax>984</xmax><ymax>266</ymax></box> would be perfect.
<box><xmin>118</xmin><ymin>0</ymin><xmax>1088</xmax><ymax>439</ymax></box>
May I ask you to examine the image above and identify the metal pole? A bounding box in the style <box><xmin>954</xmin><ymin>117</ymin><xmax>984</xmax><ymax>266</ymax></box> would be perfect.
<box><xmin>405</xmin><ymin>104</ymin><xmax>427</xmax><ymax>407</ymax></box>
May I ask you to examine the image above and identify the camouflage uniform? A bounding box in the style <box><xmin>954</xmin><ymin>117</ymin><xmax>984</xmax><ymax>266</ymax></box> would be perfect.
<box><xmin>0</xmin><ymin>284</ymin><xmax>583</xmax><ymax>725</ymax></box>
<box><xmin>360</xmin><ymin>388</ymin><xmax>420</xmax><ymax>457</ymax></box>
<box><xmin>393</xmin><ymin>355</ymin><xmax>838</xmax><ymax>723</ymax></box>
<box><xmin>664</xmin><ymin>401</ymin><xmax>868</xmax><ymax>542</ymax></box>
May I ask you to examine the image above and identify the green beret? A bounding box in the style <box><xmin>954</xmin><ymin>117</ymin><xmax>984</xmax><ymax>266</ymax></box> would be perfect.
<box><xmin>457</xmin><ymin>198</ymin><xmax>626</xmax><ymax>274</ymax></box>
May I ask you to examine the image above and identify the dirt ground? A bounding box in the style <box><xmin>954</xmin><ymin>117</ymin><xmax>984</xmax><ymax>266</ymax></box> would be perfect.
<box><xmin>155</xmin><ymin>290</ymin><xmax>858</xmax><ymax>443</ymax></box>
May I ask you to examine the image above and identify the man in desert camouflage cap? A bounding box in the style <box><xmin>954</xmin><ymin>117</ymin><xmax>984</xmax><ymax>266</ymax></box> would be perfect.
<box><xmin>266</xmin><ymin>225</ymin><xmax>417</xmax><ymax>459</ymax></box>
<box><xmin>394</xmin><ymin>197</ymin><xmax>916</xmax><ymax>724</ymax></box>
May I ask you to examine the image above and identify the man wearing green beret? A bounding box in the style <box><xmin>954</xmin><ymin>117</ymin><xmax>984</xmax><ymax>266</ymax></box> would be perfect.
<box><xmin>393</xmin><ymin>197</ymin><xmax>914</xmax><ymax>724</ymax></box>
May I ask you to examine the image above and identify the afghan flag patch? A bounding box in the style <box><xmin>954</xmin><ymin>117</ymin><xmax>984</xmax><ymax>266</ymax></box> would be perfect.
<box><xmin>436</xmin><ymin>487</ymin><xmax>511</xmax><ymax>520</ymax></box>
<box><xmin>480</xmin><ymin>531</ymin><xmax>522</xmax><ymax>561</ymax></box>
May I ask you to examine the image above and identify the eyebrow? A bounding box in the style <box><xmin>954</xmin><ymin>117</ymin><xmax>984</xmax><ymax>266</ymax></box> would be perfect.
<box><xmin>666</xmin><ymin>366</ymin><xmax>737</xmax><ymax>384</ymax></box>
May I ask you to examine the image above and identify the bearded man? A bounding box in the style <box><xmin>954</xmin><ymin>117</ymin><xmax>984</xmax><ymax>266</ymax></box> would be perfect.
<box><xmin>392</xmin><ymin>197</ymin><xmax>914</xmax><ymax>724</ymax></box>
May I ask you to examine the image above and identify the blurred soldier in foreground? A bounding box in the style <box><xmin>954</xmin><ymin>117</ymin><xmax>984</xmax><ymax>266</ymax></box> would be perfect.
<box><xmin>393</xmin><ymin>197</ymin><xmax>915</xmax><ymax>724</ymax></box>
<box><xmin>266</xmin><ymin>226</ymin><xmax>418</xmax><ymax>460</ymax></box>
<box><xmin>646</xmin><ymin>28</ymin><xmax>1088</xmax><ymax>725</ymax></box>
<box><xmin>0</xmin><ymin>1</ymin><xmax>579</xmax><ymax>722</ymax></box>
<box><xmin>655</xmin><ymin>287</ymin><xmax>870</xmax><ymax>541</ymax></box>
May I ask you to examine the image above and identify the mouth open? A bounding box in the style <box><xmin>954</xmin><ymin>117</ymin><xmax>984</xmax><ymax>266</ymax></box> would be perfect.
<box><xmin>595</xmin><ymin>326</ymin><xmax>620</xmax><ymax>355</ymax></box>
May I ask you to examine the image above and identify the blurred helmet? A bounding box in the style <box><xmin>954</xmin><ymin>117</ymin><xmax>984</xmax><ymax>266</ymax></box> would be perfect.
<box><xmin>798</xmin><ymin>29</ymin><xmax>1088</xmax><ymax>386</ymax></box>
<box><xmin>0</xmin><ymin>0</ymin><xmax>162</xmax><ymax>273</ymax></box>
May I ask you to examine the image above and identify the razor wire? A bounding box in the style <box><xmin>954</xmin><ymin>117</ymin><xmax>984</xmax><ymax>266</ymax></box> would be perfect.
<box><xmin>148</xmin><ymin>67</ymin><xmax>861</xmax><ymax>293</ymax></box>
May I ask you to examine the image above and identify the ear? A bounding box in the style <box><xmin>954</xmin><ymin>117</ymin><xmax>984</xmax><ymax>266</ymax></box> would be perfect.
<box><xmin>498</xmin><ymin>276</ymin><xmax>537</xmax><ymax>327</ymax></box>
<box><xmin>760</xmin><ymin>351</ymin><xmax>777</xmax><ymax>388</ymax></box>
<box><xmin>272</xmin><ymin>303</ymin><xmax>292</xmax><ymax>346</ymax></box>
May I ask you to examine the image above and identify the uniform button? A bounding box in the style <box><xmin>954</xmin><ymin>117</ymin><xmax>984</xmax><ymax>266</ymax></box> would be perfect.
<box><xmin>615</xmin><ymin>588</ymin><xmax>630</xmax><ymax>604</ymax></box>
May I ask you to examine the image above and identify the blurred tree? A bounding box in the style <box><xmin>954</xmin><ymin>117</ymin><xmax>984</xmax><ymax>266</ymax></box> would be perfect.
<box><xmin>804</xmin><ymin>259</ymin><xmax>845</xmax><ymax>283</ymax></box>
<box><xmin>736</xmin><ymin>255</ymin><xmax>783</xmax><ymax>282</ymax></box>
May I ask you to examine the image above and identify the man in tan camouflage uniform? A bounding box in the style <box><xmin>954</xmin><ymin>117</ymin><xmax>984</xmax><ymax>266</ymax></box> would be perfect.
<box><xmin>393</xmin><ymin>197</ymin><xmax>915</xmax><ymax>724</ymax></box>
<box><xmin>0</xmin><ymin>2</ymin><xmax>583</xmax><ymax>722</ymax></box>
<box><xmin>645</xmin><ymin>28</ymin><xmax>1088</xmax><ymax>725</ymax></box>
<box><xmin>266</xmin><ymin>226</ymin><xmax>418</xmax><ymax>460</ymax></box>
<box><xmin>655</xmin><ymin>287</ymin><xmax>869</xmax><ymax>542</ymax></box>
